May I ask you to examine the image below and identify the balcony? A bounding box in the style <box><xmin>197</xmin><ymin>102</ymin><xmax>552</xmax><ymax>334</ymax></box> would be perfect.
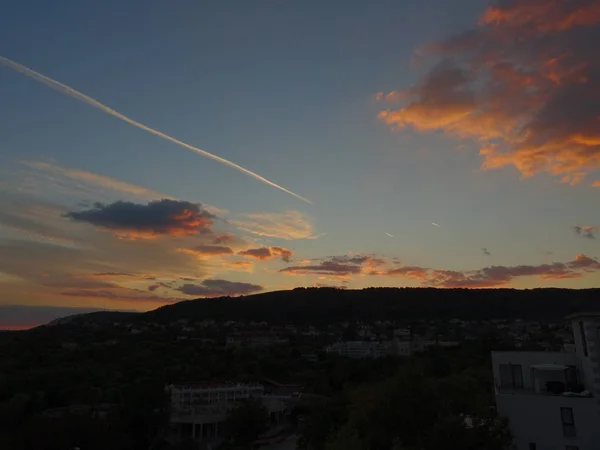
<box><xmin>497</xmin><ymin>363</ymin><xmax>592</xmax><ymax>398</ymax></box>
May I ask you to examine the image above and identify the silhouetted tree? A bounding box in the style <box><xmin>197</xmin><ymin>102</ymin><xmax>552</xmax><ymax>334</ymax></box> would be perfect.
<box><xmin>223</xmin><ymin>397</ymin><xmax>269</xmax><ymax>449</ymax></box>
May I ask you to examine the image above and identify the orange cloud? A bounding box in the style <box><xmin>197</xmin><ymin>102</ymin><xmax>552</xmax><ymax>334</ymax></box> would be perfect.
<box><xmin>229</xmin><ymin>260</ymin><xmax>254</xmax><ymax>269</ymax></box>
<box><xmin>179</xmin><ymin>245</ymin><xmax>235</xmax><ymax>257</ymax></box>
<box><xmin>382</xmin><ymin>254</ymin><xmax>600</xmax><ymax>288</ymax></box>
<box><xmin>480</xmin><ymin>0</ymin><xmax>600</xmax><ymax>31</ymax></box>
<box><xmin>239</xmin><ymin>246</ymin><xmax>294</xmax><ymax>262</ymax></box>
<box><xmin>378</xmin><ymin>0</ymin><xmax>600</xmax><ymax>185</ymax></box>
<box><xmin>231</xmin><ymin>210</ymin><xmax>319</xmax><ymax>240</ymax></box>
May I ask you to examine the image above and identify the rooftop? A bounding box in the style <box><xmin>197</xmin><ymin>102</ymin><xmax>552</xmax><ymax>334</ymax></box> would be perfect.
<box><xmin>168</xmin><ymin>381</ymin><xmax>264</xmax><ymax>390</ymax></box>
<box><xmin>564</xmin><ymin>311</ymin><xmax>600</xmax><ymax>321</ymax></box>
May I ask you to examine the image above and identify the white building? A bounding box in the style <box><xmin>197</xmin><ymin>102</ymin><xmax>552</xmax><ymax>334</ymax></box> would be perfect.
<box><xmin>168</xmin><ymin>381</ymin><xmax>288</xmax><ymax>441</ymax></box>
<box><xmin>325</xmin><ymin>340</ymin><xmax>402</xmax><ymax>358</ymax></box>
<box><xmin>226</xmin><ymin>333</ymin><xmax>289</xmax><ymax>348</ymax></box>
<box><xmin>325</xmin><ymin>339</ymin><xmax>457</xmax><ymax>358</ymax></box>
<box><xmin>492</xmin><ymin>312</ymin><xmax>600</xmax><ymax>450</ymax></box>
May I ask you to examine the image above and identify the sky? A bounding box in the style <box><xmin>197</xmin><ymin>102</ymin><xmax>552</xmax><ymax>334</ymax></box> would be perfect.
<box><xmin>1</xmin><ymin>0</ymin><xmax>599</xmax><ymax>329</ymax></box>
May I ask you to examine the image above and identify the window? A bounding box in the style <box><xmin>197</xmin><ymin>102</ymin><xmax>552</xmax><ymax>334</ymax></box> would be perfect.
<box><xmin>579</xmin><ymin>321</ymin><xmax>588</xmax><ymax>356</ymax></box>
<box><xmin>529</xmin><ymin>443</ymin><xmax>536</xmax><ymax>450</ymax></box>
<box><xmin>499</xmin><ymin>364</ymin><xmax>524</xmax><ymax>389</ymax></box>
<box><xmin>565</xmin><ymin>365</ymin><xmax>578</xmax><ymax>386</ymax></box>
<box><xmin>561</xmin><ymin>407</ymin><xmax>576</xmax><ymax>437</ymax></box>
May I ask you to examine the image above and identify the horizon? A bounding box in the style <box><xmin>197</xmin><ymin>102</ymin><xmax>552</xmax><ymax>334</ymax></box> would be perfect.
<box><xmin>1</xmin><ymin>0</ymin><xmax>600</xmax><ymax>330</ymax></box>
<box><xmin>3</xmin><ymin>285</ymin><xmax>600</xmax><ymax>331</ymax></box>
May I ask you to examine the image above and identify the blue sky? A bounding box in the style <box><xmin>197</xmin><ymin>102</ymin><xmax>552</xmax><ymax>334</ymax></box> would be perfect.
<box><xmin>1</xmin><ymin>0</ymin><xmax>599</xmax><ymax>328</ymax></box>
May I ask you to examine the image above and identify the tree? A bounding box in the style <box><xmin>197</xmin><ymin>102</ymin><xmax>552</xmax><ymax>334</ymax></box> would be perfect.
<box><xmin>314</xmin><ymin>360</ymin><xmax>514</xmax><ymax>450</ymax></box>
<box><xmin>223</xmin><ymin>397</ymin><xmax>268</xmax><ymax>449</ymax></box>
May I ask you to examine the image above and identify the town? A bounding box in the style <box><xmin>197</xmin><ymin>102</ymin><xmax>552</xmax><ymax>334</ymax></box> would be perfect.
<box><xmin>2</xmin><ymin>295</ymin><xmax>595</xmax><ymax>450</ymax></box>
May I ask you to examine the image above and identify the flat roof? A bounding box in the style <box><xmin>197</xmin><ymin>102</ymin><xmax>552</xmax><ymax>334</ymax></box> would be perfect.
<box><xmin>565</xmin><ymin>312</ymin><xmax>600</xmax><ymax>320</ymax></box>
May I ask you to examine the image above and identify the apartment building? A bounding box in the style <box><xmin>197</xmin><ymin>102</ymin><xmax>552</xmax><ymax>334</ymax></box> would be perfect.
<box><xmin>492</xmin><ymin>312</ymin><xmax>600</xmax><ymax>450</ymax></box>
<box><xmin>167</xmin><ymin>381</ymin><xmax>288</xmax><ymax>441</ymax></box>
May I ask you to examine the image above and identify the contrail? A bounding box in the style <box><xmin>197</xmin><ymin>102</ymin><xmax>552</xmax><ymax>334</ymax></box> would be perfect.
<box><xmin>431</xmin><ymin>222</ymin><xmax>440</xmax><ymax>227</ymax></box>
<box><xmin>0</xmin><ymin>56</ymin><xmax>312</xmax><ymax>204</ymax></box>
<box><xmin>385</xmin><ymin>232</ymin><xmax>394</xmax><ymax>238</ymax></box>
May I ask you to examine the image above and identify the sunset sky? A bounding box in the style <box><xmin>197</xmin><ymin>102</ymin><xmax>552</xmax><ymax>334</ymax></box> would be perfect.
<box><xmin>1</xmin><ymin>0</ymin><xmax>599</xmax><ymax>329</ymax></box>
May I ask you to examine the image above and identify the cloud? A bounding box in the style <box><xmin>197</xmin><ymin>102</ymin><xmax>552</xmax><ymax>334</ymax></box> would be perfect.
<box><xmin>383</xmin><ymin>253</ymin><xmax>600</xmax><ymax>287</ymax></box>
<box><xmin>482</xmin><ymin>247</ymin><xmax>492</xmax><ymax>256</ymax></box>
<box><xmin>179</xmin><ymin>245</ymin><xmax>235</xmax><ymax>257</ymax></box>
<box><xmin>21</xmin><ymin>160</ymin><xmax>170</xmax><ymax>201</ymax></box>
<box><xmin>0</xmin><ymin>197</ymin><xmax>83</xmax><ymax>248</ymax></box>
<box><xmin>573</xmin><ymin>224</ymin><xmax>597</xmax><ymax>239</ymax></box>
<box><xmin>1</xmin><ymin>56</ymin><xmax>310</xmax><ymax>204</ymax></box>
<box><xmin>386</xmin><ymin>266</ymin><xmax>430</xmax><ymax>279</ymax></box>
<box><xmin>229</xmin><ymin>260</ymin><xmax>254</xmax><ymax>269</ymax></box>
<box><xmin>239</xmin><ymin>246</ymin><xmax>294</xmax><ymax>262</ymax></box>
<box><xmin>280</xmin><ymin>254</ymin><xmax>385</xmax><ymax>277</ymax></box>
<box><xmin>58</xmin><ymin>280</ymin><xmax>183</xmax><ymax>303</ymax></box>
<box><xmin>0</xmin><ymin>304</ymin><xmax>121</xmax><ymax>330</ymax></box>
<box><xmin>378</xmin><ymin>0</ymin><xmax>600</xmax><ymax>185</ymax></box>
<box><xmin>174</xmin><ymin>279</ymin><xmax>264</xmax><ymax>297</ymax></box>
<box><xmin>85</xmin><ymin>272</ymin><xmax>138</xmax><ymax>278</ymax></box>
<box><xmin>60</xmin><ymin>287</ymin><xmax>181</xmax><ymax>303</ymax></box>
<box><xmin>65</xmin><ymin>199</ymin><xmax>214</xmax><ymax>239</ymax></box>
<box><xmin>231</xmin><ymin>210</ymin><xmax>320</xmax><ymax>240</ymax></box>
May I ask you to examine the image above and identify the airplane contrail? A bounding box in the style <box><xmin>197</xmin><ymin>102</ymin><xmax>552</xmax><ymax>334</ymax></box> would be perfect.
<box><xmin>0</xmin><ymin>56</ymin><xmax>312</xmax><ymax>204</ymax></box>
<box><xmin>431</xmin><ymin>222</ymin><xmax>440</xmax><ymax>227</ymax></box>
<box><xmin>385</xmin><ymin>232</ymin><xmax>394</xmax><ymax>238</ymax></box>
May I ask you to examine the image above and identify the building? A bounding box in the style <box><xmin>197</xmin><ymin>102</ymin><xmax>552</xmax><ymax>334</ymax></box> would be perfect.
<box><xmin>168</xmin><ymin>381</ymin><xmax>289</xmax><ymax>441</ymax></box>
<box><xmin>325</xmin><ymin>339</ymin><xmax>457</xmax><ymax>359</ymax></box>
<box><xmin>492</xmin><ymin>312</ymin><xmax>600</xmax><ymax>450</ymax></box>
<box><xmin>325</xmin><ymin>340</ymin><xmax>401</xmax><ymax>358</ymax></box>
<box><xmin>226</xmin><ymin>332</ymin><xmax>289</xmax><ymax>348</ymax></box>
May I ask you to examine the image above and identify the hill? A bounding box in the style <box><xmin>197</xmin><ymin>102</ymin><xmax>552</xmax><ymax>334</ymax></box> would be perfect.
<box><xmin>141</xmin><ymin>287</ymin><xmax>600</xmax><ymax>324</ymax></box>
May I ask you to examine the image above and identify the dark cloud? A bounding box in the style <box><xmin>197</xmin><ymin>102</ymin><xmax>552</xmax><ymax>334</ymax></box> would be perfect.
<box><xmin>239</xmin><ymin>246</ymin><xmax>294</xmax><ymax>262</ymax></box>
<box><xmin>482</xmin><ymin>248</ymin><xmax>492</xmax><ymax>256</ymax></box>
<box><xmin>573</xmin><ymin>225</ymin><xmax>597</xmax><ymax>239</ymax></box>
<box><xmin>175</xmin><ymin>279</ymin><xmax>264</xmax><ymax>297</ymax></box>
<box><xmin>280</xmin><ymin>254</ymin><xmax>385</xmax><ymax>277</ymax></box>
<box><xmin>60</xmin><ymin>287</ymin><xmax>180</xmax><ymax>303</ymax></box>
<box><xmin>0</xmin><ymin>305</ymin><xmax>117</xmax><ymax>330</ymax></box>
<box><xmin>65</xmin><ymin>199</ymin><xmax>214</xmax><ymax>238</ymax></box>
<box><xmin>87</xmin><ymin>272</ymin><xmax>137</xmax><ymax>278</ymax></box>
<box><xmin>213</xmin><ymin>233</ymin><xmax>235</xmax><ymax>245</ymax></box>
<box><xmin>378</xmin><ymin>0</ymin><xmax>600</xmax><ymax>186</ymax></box>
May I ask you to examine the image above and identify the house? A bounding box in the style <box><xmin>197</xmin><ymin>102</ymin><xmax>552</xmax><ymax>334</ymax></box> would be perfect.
<box><xmin>492</xmin><ymin>312</ymin><xmax>600</xmax><ymax>450</ymax></box>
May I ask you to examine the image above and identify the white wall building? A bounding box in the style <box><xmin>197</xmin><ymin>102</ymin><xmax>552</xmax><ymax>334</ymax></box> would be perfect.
<box><xmin>325</xmin><ymin>339</ymin><xmax>457</xmax><ymax>358</ymax></box>
<box><xmin>492</xmin><ymin>312</ymin><xmax>600</xmax><ymax>450</ymax></box>
<box><xmin>325</xmin><ymin>340</ymin><xmax>401</xmax><ymax>358</ymax></box>
<box><xmin>167</xmin><ymin>381</ymin><xmax>288</xmax><ymax>441</ymax></box>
